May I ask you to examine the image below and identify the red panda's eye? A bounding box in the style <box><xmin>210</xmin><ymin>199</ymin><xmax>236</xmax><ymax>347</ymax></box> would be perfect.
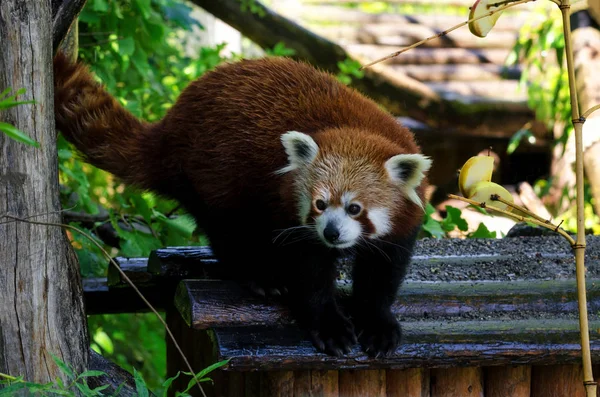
<box><xmin>347</xmin><ymin>204</ymin><xmax>361</xmax><ymax>216</ymax></box>
<box><xmin>315</xmin><ymin>199</ymin><xmax>327</xmax><ymax>211</ymax></box>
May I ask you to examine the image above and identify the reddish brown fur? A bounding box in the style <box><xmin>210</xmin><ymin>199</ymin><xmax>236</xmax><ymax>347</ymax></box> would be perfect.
<box><xmin>53</xmin><ymin>54</ymin><xmax>427</xmax><ymax>235</ymax></box>
<box><xmin>54</xmin><ymin>53</ymin><xmax>431</xmax><ymax>358</ymax></box>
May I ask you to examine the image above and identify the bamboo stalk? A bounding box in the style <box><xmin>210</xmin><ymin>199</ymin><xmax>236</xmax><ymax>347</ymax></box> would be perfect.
<box><xmin>557</xmin><ymin>1</ymin><xmax>595</xmax><ymax>395</ymax></box>
<box><xmin>447</xmin><ymin>194</ymin><xmax>575</xmax><ymax>245</ymax></box>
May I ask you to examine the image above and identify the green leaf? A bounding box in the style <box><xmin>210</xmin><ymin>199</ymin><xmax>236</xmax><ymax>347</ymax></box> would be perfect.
<box><xmin>134</xmin><ymin>0</ymin><xmax>152</xmax><ymax>19</ymax></box>
<box><xmin>49</xmin><ymin>352</ymin><xmax>75</xmax><ymax>381</ymax></box>
<box><xmin>183</xmin><ymin>360</ymin><xmax>230</xmax><ymax>393</ymax></box>
<box><xmin>134</xmin><ymin>368</ymin><xmax>150</xmax><ymax>397</ymax></box>
<box><xmin>162</xmin><ymin>372</ymin><xmax>181</xmax><ymax>397</ymax></box>
<box><xmin>0</xmin><ymin>122</ymin><xmax>39</xmax><ymax>147</ymax></box>
<box><xmin>444</xmin><ymin>206</ymin><xmax>468</xmax><ymax>232</ymax></box>
<box><xmin>92</xmin><ymin>0</ymin><xmax>109</xmax><ymax>12</ymax></box>
<box><xmin>77</xmin><ymin>370</ymin><xmax>107</xmax><ymax>379</ymax></box>
<box><xmin>155</xmin><ymin>212</ymin><xmax>197</xmax><ymax>238</ymax></box>
<box><xmin>468</xmin><ymin>222</ymin><xmax>497</xmax><ymax>239</ymax></box>
<box><xmin>118</xmin><ymin>37</ymin><xmax>135</xmax><ymax>57</ymax></box>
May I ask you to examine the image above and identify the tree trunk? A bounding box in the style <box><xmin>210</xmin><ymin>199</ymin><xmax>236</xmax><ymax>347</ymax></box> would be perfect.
<box><xmin>572</xmin><ymin>9</ymin><xmax>600</xmax><ymax>217</ymax></box>
<box><xmin>0</xmin><ymin>0</ymin><xmax>88</xmax><ymax>384</ymax></box>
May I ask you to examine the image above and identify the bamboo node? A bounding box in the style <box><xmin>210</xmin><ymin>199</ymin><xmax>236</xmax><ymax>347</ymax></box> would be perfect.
<box><xmin>572</xmin><ymin>243</ymin><xmax>586</xmax><ymax>249</ymax></box>
<box><xmin>584</xmin><ymin>381</ymin><xmax>598</xmax><ymax>386</ymax></box>
<box><xmin>572</xmin><ymin>117</ymin><xmax>585</xmax><ymax>124</ymax></box>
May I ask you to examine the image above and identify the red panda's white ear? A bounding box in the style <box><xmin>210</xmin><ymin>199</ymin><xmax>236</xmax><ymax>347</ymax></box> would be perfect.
<box><xmin>278</xmin><ymin>131</ymin><xmax>319</xmax><ymax>174</ymax></box>
<box><xmin>385</xmin><ymin>154</ymin><xmax>432</xmax><ymax>208</ymax></box>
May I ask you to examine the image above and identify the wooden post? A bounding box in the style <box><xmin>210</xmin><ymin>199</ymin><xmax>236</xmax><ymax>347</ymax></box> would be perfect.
<box><xmin>531</xmin><ymin>364</ymin><xmax>586</xmax><ymax>397</ymax></box>
<box><xmin>386</xmin><ymin>368</ymin><xmax>430</xmax><ymax>397</ymax></box>
<box><xmin>294</xmin><ymin>370</ymin><xmax>339</xmax><ymax>397</ymax></box>
<box><xmin>485</xmin><ymin>365</ymin><xmax>531</xmax><ymax>397</ymax></box>
<box><xmin>339</xmin><ymin>370</ymin><xmax>386</xmax><ymax>397</ymax></box>
<box><xmin>431</xmin><ymin>367</ymin><xmax>483</xmax><ymax>397</ymax></box>
<box><xmin>0</xmin><ymin>0</ymin><xmax>88</xmax><ymax>383</ymax></box>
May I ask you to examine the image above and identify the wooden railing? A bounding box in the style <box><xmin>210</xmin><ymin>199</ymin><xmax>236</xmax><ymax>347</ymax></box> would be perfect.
<box><xmin>83</xmin><ymin>234</ymin><xmax>600</xmax><ymax>396</ymax></box>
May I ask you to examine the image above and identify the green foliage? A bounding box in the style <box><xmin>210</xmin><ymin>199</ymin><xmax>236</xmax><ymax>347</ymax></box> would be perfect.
<box><xmin>0</xmin><ymin>351</ymin><xmax>229</xmax><ymax>396</ymax></box>
<box><xmin>0</xmin><ymin>88</ymin><xmax>38</xmax><ymax>147</ymax></box>
<box><xmin>241</xmin><ymin>0</ymin><xmax>267</xmax><ymax>17</ymax></box>
<box><xmin>422</xmin><ymin>203</ymin><xmax>497</xmax><ymax>239</ymax></box>
<box><xmin>506</xmin><ymin>5</ymin><xmax>569</xmax><ymax>152</ymax></box>
<box><xmin>265</xmin><ymin>41</ymin><xmax>296</xmax><ymax>57</ymax></box>
<box><xmin>89</xmin><ymin>313</ymin><xmax>166</xmax><ymax>392</ymax></box>
<box><xmin>336</xmin><ymin>58</ymin><xmax>364</xmax><ymax>85</ymax></box>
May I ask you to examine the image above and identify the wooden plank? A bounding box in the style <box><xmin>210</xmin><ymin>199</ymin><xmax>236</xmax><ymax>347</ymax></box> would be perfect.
<box><xmin>531</xmin><ymin>364</ymin><xmax>586</xmax><ymax>397</ymax></box>
<box><xmin>386</xmin><ymin>368</ymin><xmax>430</xmax><ymax>397</ymax></box>
<box><xmin>107</xmin><ymin>257</ymin><xmax>152</xmax><ymax>287</ymax></box>
<box><xmin>175</xmin><ymin>278</ymin><xmax>600</xmax><ymax>329</ymax></box>
<box><xmin>261</xmin><ymin>371</ymin><xmax>294</xmax><ymax>397</ymax></box>
<box><xmin>339</xmin><ymin>370</ymin><xmax>386</xmax><ymax>397</ymax></box>
<box><xmin>245</xmin><ymin>372</ymin><xmax>262</xmax><ymax>397</ymax></box>
<box><xmin>82</xmin><ymin>277</ymin><xmax>169</xmax><ymax>314</ymax></box>
<box><xmin>484</xmin><ymin>365</ymin><xmax>531</xmax><ymax>397</ymax></box>
<box><xmin>313</xmin><ymin>24</ymin><xmax>519</xmax><ymax>48</ymax></box>
<box><xmin>431</xmin><ymin>367</ymin><xmax>483</xmax><ymax>397</ymax></box>
<box><xmin>292</xmin><ymin>7</ymin><xmax>529</xmax><ymax>31</ymax></box>
<box><xmin>390</xmin><ymin>64</ymin><xmax>521</xmax><ymax>82</ymax></box>
<box><xmin>154</xmin><ymin>235</ymin><xmax>600</xmax><ymax>284</ymax></box>
<box><xmin>345</xmin><ymin>45</ymin><xmax>511</xmax><ymax>65</ymax></box>
<box><xmin>294</xmin><ymin>370</ymin><xmax>339</xmax><ymax>397</ymax></box>
<box><xmin>424</xmin><ymin>81</ymin><xmax>525</xmax><ymax>100</ymax></box>
<box><xmin>212</xmin><ymin>322</ymin><xmax>600</xmax><ymax>370</ymax></box>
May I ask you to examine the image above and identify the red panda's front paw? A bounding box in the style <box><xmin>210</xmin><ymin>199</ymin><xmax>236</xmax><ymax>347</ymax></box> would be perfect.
<box><xmin>358</xmin><ymin>313</ymin><xmax>401</xmax><ymax>358</ymax></box>
<box><xmin>308</xmin><ymin>309</ymin><xmax>357</xmax><ymax>357</ymax></box>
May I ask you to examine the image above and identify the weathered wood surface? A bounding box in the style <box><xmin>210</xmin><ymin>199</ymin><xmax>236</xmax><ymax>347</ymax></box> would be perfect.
<box><xmin>88</xmin><ymin>349</ymin><xmax>140</xmax><ymax>396</ymax></box>
<box><xmin>176</xmin><ymin>278</ymin><xmax>600</xmax><ymax>329</ymax></box>
<box><xmin>0</xmin><ymin>0</ymin><xmax>88</xmax><ymax>382</ymax></box>
<box><xmin>315</xmin><ymin>24</ymin><xmax>519</xmax><ymax>49</ymax></box>
<box><xmin>51</xmin><ymin>0</ymin><xmax>86</xmax><ymax>52</ymax></box>
<box><xmin>292</xmin><ymin>6</ymin><xmax>527</xmax><ymax>31</ymax></box>
<box><xmin>206</xmin><ymin>320</ymin><xmax>600</xmax><ymax>370</ymax></box>
<box><xmin>431</xmin><ymin>367</ymin><xmax>483</xmax><ymax>397</ymax></box>
<box><xmin>484</xmin><ymin>365</ymin><xmax>531</xmax><ymax>397</ymax></box>
<box><xmin>345</xmin><ymin>45</ymin><xmax>511</xmax><ymax>65</ymax></box>
<box><xmin>338</xmin><ymin>370</ymin><xmax>385</xmax><ymax>397</ymax></box>
<box><xmin>386</xmin><ymin>368</ymin><xmax>430</xmax><ymax>397</ymax></box>
<box><xmin>530</xmin><ymin>364</ymin><xmax>586</xmax><ymax>397</ymax></box>
<box><xmin>390</xmin><ymin>64</ymin><xmax>521</xmax><ymax>82</ymax></box>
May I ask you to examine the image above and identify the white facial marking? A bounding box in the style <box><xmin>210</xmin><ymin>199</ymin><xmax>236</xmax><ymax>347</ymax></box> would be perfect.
<box><xmin>341</xmin><ymin>191</ymin><xmax>357</xmax><ymax>207</ymax></box>
<box><xmin>298</xmin><ymin>192</ymin><xmax>312</xmax><ymax>224</ymax></box>
<box><xmin>368</xmin><ymin>208</ymin><xmax>392</xmax><ymax>238</ymax></box>
<box><xmin>315</xmin><ymin>207</ymin><xmax>361</xmax><ymax>249</ymax></box>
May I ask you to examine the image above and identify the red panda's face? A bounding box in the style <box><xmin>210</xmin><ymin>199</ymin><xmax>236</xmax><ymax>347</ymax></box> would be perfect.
<box><xmin>279</xmin><ymin>130</ymin><xmax>431</xmax><ymax>249</ymax></box>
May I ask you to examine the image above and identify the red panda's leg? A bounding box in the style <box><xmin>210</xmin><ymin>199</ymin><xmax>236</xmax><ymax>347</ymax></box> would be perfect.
<box><xmin>283</xmin><ymin>246</ymin><xmax>357</xmax><ymax>357</ymax></box>
<box><xmin>351</xmin><ymin>227</ymin><xmax>419</xmax><ymax>358</ymax></box>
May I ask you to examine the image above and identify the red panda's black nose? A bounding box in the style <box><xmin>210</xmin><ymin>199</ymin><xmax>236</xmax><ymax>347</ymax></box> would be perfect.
<box><xmin>324</xmin><ymin>223</ymin><xmax>340</xmax><ymax>243</ymax></box>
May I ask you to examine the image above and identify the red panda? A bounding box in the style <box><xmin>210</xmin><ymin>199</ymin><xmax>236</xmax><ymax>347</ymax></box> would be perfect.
<box><xmin>53</xmin><ymin>53</ymin><xmax>431</xmax><ymax>358</ymax></box>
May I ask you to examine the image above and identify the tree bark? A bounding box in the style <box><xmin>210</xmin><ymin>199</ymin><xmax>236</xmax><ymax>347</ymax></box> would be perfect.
<box><xmin>572</xmin><ymin>9</ymin><xmax>600</xmax><ymax>217</ymax></box>
<box><xmin>0</xmin><ymin>0</ymin><xmax>88</xmax><ymax>384</ymax></box>
<box><xmin>190</xmin><ymin>0</ymin><xmax>533</xmax><ymax>137</ymax></box>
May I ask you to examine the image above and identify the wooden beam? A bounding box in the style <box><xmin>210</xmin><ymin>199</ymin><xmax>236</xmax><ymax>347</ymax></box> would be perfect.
<box><xmin>208</xmin><ymin>322</ymin><xmax>600</xmax><ymax>370</ymax></box>
<box><xmin>484</xmin><ymin>366</ymin><xmax>531</xmax><ymax>397</ymax></box>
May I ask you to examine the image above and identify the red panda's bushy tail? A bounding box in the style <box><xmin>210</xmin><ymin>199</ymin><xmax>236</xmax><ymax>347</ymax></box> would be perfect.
<box><xmin>53</xmin><ymin>52</ymin><xmax>153</xmax><ymax>188</ymax></box>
